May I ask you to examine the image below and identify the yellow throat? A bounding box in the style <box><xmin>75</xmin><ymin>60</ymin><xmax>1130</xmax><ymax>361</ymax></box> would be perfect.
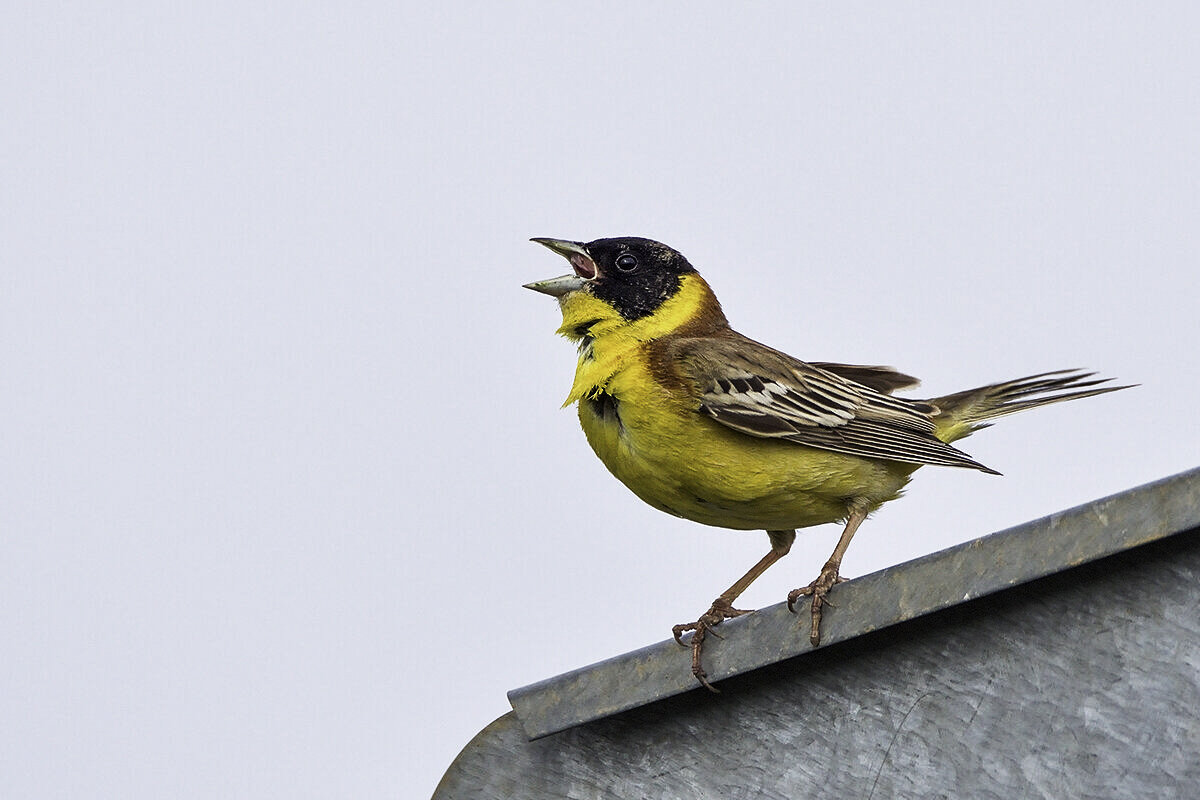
<box><xmin>554</xmin><ymin>273</ymin><xmax>717</xmax><ymax>408</ymax></box>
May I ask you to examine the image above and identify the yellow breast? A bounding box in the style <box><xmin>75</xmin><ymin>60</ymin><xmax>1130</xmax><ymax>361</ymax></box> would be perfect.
<box><xmin>556</xmin><ymin>275</ymin><xmax>914</xmax><ymax>532</ymax></box>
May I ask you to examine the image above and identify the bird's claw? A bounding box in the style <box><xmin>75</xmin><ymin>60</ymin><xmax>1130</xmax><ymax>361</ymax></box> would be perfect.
<box><xmin>786</xmin><ymin>561</ymin><xmax>846</xmax><ymax>646</ymax></box>
<box><xmin>671</xmin><ymin>598</ymin><xmax>753</xmax><ymax>692</ymax></box>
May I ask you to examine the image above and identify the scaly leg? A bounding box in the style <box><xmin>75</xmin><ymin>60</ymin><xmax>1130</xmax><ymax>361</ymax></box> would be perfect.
<box><xmin>787</xmin><ymin>506</ymin><xmax>868</xmax><ymax>646</ymax></box>
<box><xmin>673</xmin><ymin>529</ymin><xmax>795</xmax><ymax>692</ymax></box>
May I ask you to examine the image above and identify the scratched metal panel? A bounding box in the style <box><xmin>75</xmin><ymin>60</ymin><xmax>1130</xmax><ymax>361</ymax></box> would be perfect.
<box><xmin>506</xmin><ymin>467</ymin><xmax>1200</xmax><ymax>739</ymax></box>
<box><xmin>435</xmin><ymin>524</ymin><xmax>1200</xmax><ymax>799</ymax></box>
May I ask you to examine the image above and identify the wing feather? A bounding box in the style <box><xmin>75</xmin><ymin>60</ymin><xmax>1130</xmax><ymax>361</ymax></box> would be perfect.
<box><xmin>808</xmin><ymin>362</ymin><xmax>921</xmax><ymax>394</ymax></box>
<box><xmin>666</xmin><ymin>333</ymin><xmax>995</xmax><ymax>472</ymax></box>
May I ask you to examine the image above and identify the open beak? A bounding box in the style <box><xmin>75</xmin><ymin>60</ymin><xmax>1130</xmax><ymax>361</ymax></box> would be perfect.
<box><xmin>524</xmin><ymin>238</ymin><xmax>599</xmax><ymax>297</ymax></box>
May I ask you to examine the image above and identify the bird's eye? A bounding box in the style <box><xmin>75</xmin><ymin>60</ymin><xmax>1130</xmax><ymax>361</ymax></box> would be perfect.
<box><xmin>615</xmin><ymin>253</ymin><xmax>638</xmax><ymax>271</ymax></box>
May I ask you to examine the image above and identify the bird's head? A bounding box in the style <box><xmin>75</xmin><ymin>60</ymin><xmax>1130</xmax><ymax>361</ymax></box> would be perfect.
<box><xmin>525</xmin><ymin>237</ymin><xmax>699</xmax><ymax>322</ymax></box>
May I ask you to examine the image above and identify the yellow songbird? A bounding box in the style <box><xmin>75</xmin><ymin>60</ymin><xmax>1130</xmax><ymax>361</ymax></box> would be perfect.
<box><xmin>526</xmin><ymin>236</ymin><xmax>1128</xmax><ymax>691</ymax></box>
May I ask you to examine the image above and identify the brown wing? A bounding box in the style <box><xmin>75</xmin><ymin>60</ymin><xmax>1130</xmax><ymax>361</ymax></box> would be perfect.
<box><xmin>807</xmin><ymin>362</ymin><xmax>920</xmax><ymax>394</ymax></box>
<box><xmin>666</xmin><ymin>333</ymin><xmax>996</xmax><ymax>472</ymax></box>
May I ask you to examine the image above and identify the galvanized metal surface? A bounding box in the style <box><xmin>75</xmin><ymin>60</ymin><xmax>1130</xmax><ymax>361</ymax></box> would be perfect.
<box><xmin>435</xmin><ymin>505</ymin><xmax>1200</xmax><ymax>799</ymax></box>
<box><xmin>507</xmin><ymin>466</ymin><xmax>1200</xmax><ymax>739</ymax></box>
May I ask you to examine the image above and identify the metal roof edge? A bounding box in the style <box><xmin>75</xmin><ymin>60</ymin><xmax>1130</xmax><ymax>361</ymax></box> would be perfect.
<box><xmin>507</xmin><ymin>466</ymin><xmax>1200</xmax><ymax>739</ymax></box>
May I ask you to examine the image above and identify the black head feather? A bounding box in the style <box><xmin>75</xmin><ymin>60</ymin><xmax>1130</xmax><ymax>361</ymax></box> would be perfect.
<box><xmin>582</xmin><ymin>237</ymin><xmax>696</xmax><ymax>320</ymax></box>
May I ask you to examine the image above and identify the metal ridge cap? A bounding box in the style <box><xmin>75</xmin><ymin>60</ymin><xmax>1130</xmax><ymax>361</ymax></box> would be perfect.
<box><xmin>508</xmin><ymin>466</ymin><xmax>1200</xmax><ymax>740</ymax></box>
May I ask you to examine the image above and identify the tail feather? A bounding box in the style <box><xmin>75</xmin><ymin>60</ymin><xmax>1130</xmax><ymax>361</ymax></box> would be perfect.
<box><xmin>928</xmin><ymin>369</ymin><xmax>1134</xmax><ymax>444</ymax></box>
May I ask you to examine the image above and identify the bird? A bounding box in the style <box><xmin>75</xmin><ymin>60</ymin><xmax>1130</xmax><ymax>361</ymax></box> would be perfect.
<box><xmin>525</xmin><ymin>235</ymin><xmax>1130</xmax><ymax>691</ymax></box>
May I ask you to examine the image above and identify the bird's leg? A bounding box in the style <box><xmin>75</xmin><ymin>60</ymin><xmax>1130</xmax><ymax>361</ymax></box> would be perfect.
<box><xmin>787</xmin><ymin>506</ymin><xmax>868</xmax><ymax>646</ymax></box>
<box><xmin>673</xmin><ymin>529</ymin><xmax>796</xmax><ymax>692</ymax></box>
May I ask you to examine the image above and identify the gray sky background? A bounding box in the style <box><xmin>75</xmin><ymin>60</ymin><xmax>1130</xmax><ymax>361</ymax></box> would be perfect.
<box><xmin>4</xmin><ymin>3</ymin><xmax>1199</xmax><ymax>798</ymax></box>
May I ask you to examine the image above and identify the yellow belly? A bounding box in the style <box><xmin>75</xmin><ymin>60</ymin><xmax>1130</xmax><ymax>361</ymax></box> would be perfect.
<box><xmin>577</xmin><ymin>359</ymin><xmax>916</xmax><ymax>532</ymax></box>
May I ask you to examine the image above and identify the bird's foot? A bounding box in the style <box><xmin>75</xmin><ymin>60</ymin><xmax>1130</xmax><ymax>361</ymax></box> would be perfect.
<box><xmin>786</xmin><ymin>560</ymin><xmax>847</xmax><ymax>646</ymax></box>
<box><xmin>671</xmin><ymin>598</ymin><xmax>753</xmax><ymax>693</ymax></box>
